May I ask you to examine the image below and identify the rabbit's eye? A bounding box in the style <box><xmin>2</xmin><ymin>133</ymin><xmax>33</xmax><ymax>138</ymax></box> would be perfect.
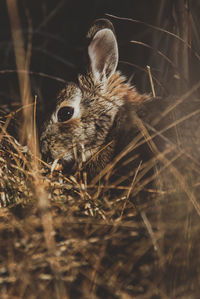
<box><xmin>57</xmin><ymin>106</ymin><xmax>74</xmax><ymax>122</ymax></box>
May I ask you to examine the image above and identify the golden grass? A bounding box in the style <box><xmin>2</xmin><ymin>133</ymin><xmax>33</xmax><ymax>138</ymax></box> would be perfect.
<box><xmin>1</xmin><ymin>1</ymin><xmax>200</xmax><ymax>298</ymax></box>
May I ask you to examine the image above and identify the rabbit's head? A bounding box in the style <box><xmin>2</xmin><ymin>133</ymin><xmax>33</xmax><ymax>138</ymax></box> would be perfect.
<box><xmin>40</xmin><ymin>19</ymin><xmax>147</xmax><ymax>176</ymax></box>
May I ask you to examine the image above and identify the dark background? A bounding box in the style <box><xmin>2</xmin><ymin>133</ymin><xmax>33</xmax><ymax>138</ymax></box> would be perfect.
<box><xmin>0</xmin><ymin>0</ymin><xmax>200</xmax><ymax>127</ymax></box>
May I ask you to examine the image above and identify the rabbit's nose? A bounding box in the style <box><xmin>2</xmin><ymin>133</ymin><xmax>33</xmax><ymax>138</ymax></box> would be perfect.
<box><xmin>61</xmin><ymin>159</ymin><xmax>77</xmax><ymax>175</ymax></box>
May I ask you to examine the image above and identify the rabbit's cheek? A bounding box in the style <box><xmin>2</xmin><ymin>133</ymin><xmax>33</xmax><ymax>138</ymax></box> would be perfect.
<box><xmin>57</xmin><ymin>119</ymin><xmax>81</xmax><ymax>133</ymax></box>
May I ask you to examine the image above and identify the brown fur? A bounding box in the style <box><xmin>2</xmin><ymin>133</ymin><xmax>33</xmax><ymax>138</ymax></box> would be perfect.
<box><xmin>40</xmin><ymin>19</ymin><xmax>150</xmax><ymax>179</ymax></box>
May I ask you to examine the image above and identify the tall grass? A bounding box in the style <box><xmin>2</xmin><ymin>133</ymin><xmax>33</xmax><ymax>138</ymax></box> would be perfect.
<box><xmin>0</xmin><ymin>1</ymin><xmax>200</xmax><ymax>298</ymax></box>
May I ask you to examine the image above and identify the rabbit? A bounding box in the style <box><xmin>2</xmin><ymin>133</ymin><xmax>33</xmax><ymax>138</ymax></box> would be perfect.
<box><xmin>40</xmin><ymin>19</ymin><xmax>151</xmax><ymax>181</ymax></box>
<box><xmin>40</xmin><ymin>18</ymin><xmax>200</xmax><ymax>192</ymax></box>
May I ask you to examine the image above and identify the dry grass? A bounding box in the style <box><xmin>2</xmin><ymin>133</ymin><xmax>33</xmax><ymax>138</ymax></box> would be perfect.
<box><xmin>1</xmin><ymin>1</ymin><xmax>200</xmax><ymax>298</ymax></box>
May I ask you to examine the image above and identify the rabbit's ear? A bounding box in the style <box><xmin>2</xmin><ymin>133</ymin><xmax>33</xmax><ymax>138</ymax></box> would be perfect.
<box><xmin>88</xmin><ymin>28</ymin><xmax>118</xmax><ymax>82</ymax></box>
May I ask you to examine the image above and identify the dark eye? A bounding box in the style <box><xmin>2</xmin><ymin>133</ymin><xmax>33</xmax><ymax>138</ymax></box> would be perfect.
<box><xmin>57</xmin><ymin>106</ymin><xmax>74</xmax><ymax>122</ymax></box>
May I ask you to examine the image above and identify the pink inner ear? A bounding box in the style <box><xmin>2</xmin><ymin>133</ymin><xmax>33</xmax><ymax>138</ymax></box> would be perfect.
<box><xmin>88</xmin><ymin>38</ymin><xmax>105</xmax><ymax>76</ymax></box>
<box><xmin>88</xmin><ymin>28</ymin><xmax>118</xmax><ymax>81</ymax></box>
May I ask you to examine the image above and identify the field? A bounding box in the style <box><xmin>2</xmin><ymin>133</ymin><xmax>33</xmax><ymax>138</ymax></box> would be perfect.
<box><xmin>1</xmin><ymin>1</ymin><xmax>200</xmax><ymax>298</ymax></box>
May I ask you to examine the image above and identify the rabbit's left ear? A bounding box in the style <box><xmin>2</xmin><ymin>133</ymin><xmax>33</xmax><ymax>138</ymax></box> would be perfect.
<box><xmin>88</xmin><ymin>28</ymin><xmax>118</xmax><ymax>82</ymax></box>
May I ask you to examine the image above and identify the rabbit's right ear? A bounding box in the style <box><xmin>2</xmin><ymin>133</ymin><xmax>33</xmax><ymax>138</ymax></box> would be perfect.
<box><xmin>88</xmin><ymin>27</ymin><xmax>118</xmax><ymax>82</ymax></box>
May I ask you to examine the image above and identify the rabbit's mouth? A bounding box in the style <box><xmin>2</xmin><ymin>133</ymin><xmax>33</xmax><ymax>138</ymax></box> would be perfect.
<box><xmin>59</xmin><ymin>158</ymin><xmax>77</xmax><ymax>175</ymax></box>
